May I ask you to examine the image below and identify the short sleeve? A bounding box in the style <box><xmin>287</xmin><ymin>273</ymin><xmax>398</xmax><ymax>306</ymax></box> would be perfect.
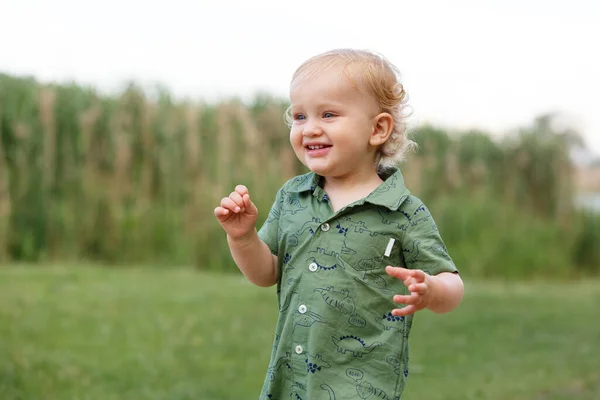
<box><xmin>401</xmin><ymin>202</ymin><xmax>458</xmax><ymax>276</ymax></box>
<box><xmin>257</xmin><ymin>188</ymin><xmax>283</xmax><ymax>256</ymax></box>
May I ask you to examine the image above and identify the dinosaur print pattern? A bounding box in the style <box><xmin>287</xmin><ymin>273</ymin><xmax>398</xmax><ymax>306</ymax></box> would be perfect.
<box><xmin>283</xmin><ymin>252</ymin><xmax>295</xmax><ymax>271</ymax></box>
<box><xmin>335</xmin><ymin>222</ymin><xmax>348</xmax><ymax>236</ymax></box>
<box><xmin>314</xmin><ymin>287</ymin><xmax>356</xmax><ymax>315</ymax></box>
<box><xmin>287</xmin><ymin>382</ymin><xmax>336</xmax><ymax>400</ymax></box>
<box><xmin>376</xmin><ymin>313</ymin><xmax>405</xmax><ymax>332</ymax></box>
<box><xmin>314</xmin><ymin>286</ymin><xmax>367</xmax><ymax>327</ymax></box>
<box><xmin>354</xmin><ymin>254</ymin><xmax>385</xmax><ymax>272</ymax></box>
<box><xmin>347</xmin><ymin>313</ymin><xmax>367</xmax><ymax>328</ymax></box>
<box><xmin>376</xmin><ymin>203</ymin><xmax>432</xmax><ymax>232</ymax></box>
<box><xmin>339</xmin><ymin>237</ymin><xmax>398</xmax><ymax>293</ymax></box>
<box><xmin>372</xmin><ymin>174</ymin><xmax>398</xmax><ymax>193</ymax></box>
<box><xmin>280</xmin><ymin>191</ymin><xmax>308</xmax><ymax>216</ymax></box>
<box><xmin>287</xmin><ymin>217</ymin><xmax>321</xmax><ymax>247</ymax></box>
<box><xmin>290</xmin><ymin>382</ymin><xmax>307</xmax><ymax>400</ymax></box>
<box><xmin>376</xmin><ymin>209</ymin><xmax>406</xmax><ymax>230</ymax></box>
<box><xmin>386</xmin><ymin>354</ymin><xmax>409</xmax><ymax>378</ymax></box>
<box><xmin>256</xmin><ymin>168</ymin><xmax>458</xmax><ymax>399</ymax></box>
<box><xmin>279</xmin><ymin>288</ymin><xmax>298</xmax><ymax>313</ymax></box>
<box><xmin>320</xmin><ymin>384</ymin><xmax>336</xmax><ymax>400</ymax></box>
<box><xmin>403</xmin><ymin>240</ymin><xmax>421</xmax><ymax>265</ymax></box>
<box><xmin>267</xmin><ymin>352</ymin><xmax>292</xmax><ymax>382</ymax></box>
<box><xmin>354</xmin><ymin>273</ymin><xmax>393</xmax><ymax>294</ymax></box>
<box><xmin>346</xmin><ymin>368</ymin><xmax>390</xmax><ymax>399</ymax></box>
<box><xmin>356</xmin><ymin>381</ymin><xmax>389</xmax><ymax>400</ymax></box>
<box><xmin>431</xmin><ymin>242</ymin><xmax>450</xmax><ymax>258</ymax></box>
<box><xmin>306</xmin><ymin>247</ymin><xmax>346</xmax><ymax>271</ymax></box>
<box><xmin>332</xmin><ymin>336</ymin><xmax>383</xmax><ymax>358</ymax></box>
<box><xmin>305</xmin><ymin>353</ymin><xmax>331</xmax><ymax>374</ymax></box>
<box><xmin>337</xmin><ymin>216</ymin><xmax>382</xmax><ymax>237</ymax></box>
<box><xmin>294</xmin><ymin>310</ymin><xmax>327</xmax><ymax>331</ymax></box>
<box><xmin>340</xmin><ymin>240</ymin><xmax>357</xmax><ymax>257</ymax></box>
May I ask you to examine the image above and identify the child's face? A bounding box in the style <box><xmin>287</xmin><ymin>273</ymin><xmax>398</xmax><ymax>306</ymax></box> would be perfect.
<box><xmin>289</xmin><ymin>67</ymin><xmax>381</xmax><ymax>180</ymax></box>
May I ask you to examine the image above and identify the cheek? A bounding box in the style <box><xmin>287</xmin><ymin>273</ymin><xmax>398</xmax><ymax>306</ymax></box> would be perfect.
<box><xmin>290</xmin><ymin>128</ymin><xmax>302</xmax><ymax>146</ymax></box>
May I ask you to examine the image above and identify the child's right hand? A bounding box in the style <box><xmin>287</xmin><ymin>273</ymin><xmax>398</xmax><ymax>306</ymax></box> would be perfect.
<box><xmin>214</xmin><ymin>185</ymin><xmax>259</xmax><ymax>240</ymax></box>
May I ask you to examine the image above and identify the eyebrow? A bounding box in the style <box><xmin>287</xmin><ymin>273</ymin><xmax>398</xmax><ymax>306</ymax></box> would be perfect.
<box><xmin>290</xmin><ymin>101</ymin><xmax>345</xmax><ymax>110</ymax></box>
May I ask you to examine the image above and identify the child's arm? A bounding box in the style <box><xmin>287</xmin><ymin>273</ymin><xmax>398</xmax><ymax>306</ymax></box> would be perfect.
<box><xmin>386</xmin><ymin>199</ymin><xmax>464</xmax><ymax>316</ymax></box>
<box><xmin>214</xmin><ymin>185</ymin><xmax>278</xmax><ymax>287</ymax></box>
<box><xmin>422</xmin><ymin>271</ymin><xmax>464</xmax><ymax>313</ymax></box>
<box><xmin>227</xmin><ymin>232</ymin><xmax>278</xmax><ymax>287</ymax></box>
<box><xmin>385</xmin><ymin>267</ymin><xmax>464</xmax><ymax>316</ymax></box>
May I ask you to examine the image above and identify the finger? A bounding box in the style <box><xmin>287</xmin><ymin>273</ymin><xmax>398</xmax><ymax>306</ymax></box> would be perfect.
<box><xmin>409</xmin><ymin>282</ymin><xmax>428</xmax><ymax>295</ymax></box>
<box><xmin>214</xmin><ymin>207</ymin><xmax>233</xmax><ymax>222</ymax></box>
<box><xmin>243</xmin><ymin>194</ymin><xmax>258</xmax><ymax>215</ymax></box>
<box><xmin>385</xmin><ymin>266</ymin><xmax>413</xmax><ymax>281</ymax></box>
<box><xmin>214</xmin><ymin>206</ymin><xmax>230</xmax><ymax>217</ymax></box>
<box><xmin>229</xmin><ymin>191</ymin><xmax>245</xmax><ymax>210</ymax></box>
<box><xmin>403</xmin><ymin>277</ymin><xmax>418</xmax><ymax>288</ymax></box>
<box><xmin>220</xmin><ymin>197</ymin><xmax>241</xmax><ymax>213</ymax></box>
<box><xmin>235</xmin><ymin>185</ymin><xmax>249</xmax><ymax>197</ymax></box>
<box><xmin>392</xmin><ymin>293</ymin><xmax>419</xmax><ymax>305</ymax></box>
<box><xmin>411</xmin><ymin>269</ymin><xmax>427</xmax><ymax>283</ymax></box>
<box><xmin>391</xmin><ymin>305</ymin><xmax>420</xmax><ymax>317</ymax></box>
<box><xmin>392</xmin><ymin>302</ymin><xmax>426</xmax><ymax>316</ymax></box>
<box><xmin>392</xmin><ymin>305</ymin><xmax>415</xmax><ymax>317</ymax></box>
<box><xmin>242</xmin><ymin>193</ymin><xmax>251</xmax><ymax>209</ymax></box>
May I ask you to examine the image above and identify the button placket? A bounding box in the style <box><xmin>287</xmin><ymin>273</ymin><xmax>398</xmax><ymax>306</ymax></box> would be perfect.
<box><xmin>309</xmin><ymin>221</ymin><xmax>330</xmax><ymax>273</ymax></box>
<box><xmin>292</xmin><ymin>219</ymin><xmax>334</xmax><ymax>371</ymax></box>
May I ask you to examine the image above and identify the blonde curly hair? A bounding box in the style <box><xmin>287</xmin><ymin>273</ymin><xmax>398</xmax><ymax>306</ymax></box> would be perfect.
<box><xmin>286</xmin><ymin>48</ymin><xmax>416</xmax><ymax>171</ymax></box>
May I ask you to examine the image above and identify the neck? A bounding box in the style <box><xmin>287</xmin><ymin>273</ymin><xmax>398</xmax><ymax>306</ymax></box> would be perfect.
<box><xmin>321</xmin><ymin>168</ymin><xmax>384</xmax><ymax>212</ymax></box>
<box><xmin>324</xmin><ymin>170</ymin><xmax>382</xmax><ymax>191</ymax></box>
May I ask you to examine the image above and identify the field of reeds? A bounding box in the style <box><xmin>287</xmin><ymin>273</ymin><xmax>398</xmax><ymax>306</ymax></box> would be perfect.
<box><xmin>0</xmin><ymin>73</ymin><xmax>598</xmax><ymax>277</ymax></box>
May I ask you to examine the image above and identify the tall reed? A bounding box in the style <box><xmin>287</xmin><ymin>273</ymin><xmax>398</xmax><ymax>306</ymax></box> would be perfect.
<box><xmin>0</xmin><ymin>73</ymin><xmax>597</xmax><ymax>277</ymax></box>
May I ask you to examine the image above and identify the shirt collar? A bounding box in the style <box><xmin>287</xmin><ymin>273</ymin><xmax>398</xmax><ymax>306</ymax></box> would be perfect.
<box><xmin>286</xmin><ymin>168</ymin><xmax>410</xmax><ymax>211</ymax></box>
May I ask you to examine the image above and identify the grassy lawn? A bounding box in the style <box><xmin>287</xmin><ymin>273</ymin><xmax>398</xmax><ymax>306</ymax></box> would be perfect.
<box><xmin>0</xmin><ymin>266</ymin><xmax>599</xmax><ymax>400</ymax></box>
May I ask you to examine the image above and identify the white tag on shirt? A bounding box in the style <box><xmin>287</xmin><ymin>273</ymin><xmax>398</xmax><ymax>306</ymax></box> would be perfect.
<box><xmin>384</xmin><ymin>238</ymin><xmax>395</xmax><ymax>257</ymax></box>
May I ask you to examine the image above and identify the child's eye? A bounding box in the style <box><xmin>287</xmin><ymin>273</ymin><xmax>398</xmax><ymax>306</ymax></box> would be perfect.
<box><xmin>323</xmin><ymin>112</ymin><xmax>336</xmax><ymax>118</ymax></box>
<box><xmin>293</xmin><ymin>114</ymin><xmax>306</xmax><ymax>121</ymax></box>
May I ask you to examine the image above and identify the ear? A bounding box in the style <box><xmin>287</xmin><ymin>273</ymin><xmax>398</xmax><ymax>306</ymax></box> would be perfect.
<box><xmin>369</xmin><ymin>112</ymin><xmax>394</xmax><ymax>147</ymax></box>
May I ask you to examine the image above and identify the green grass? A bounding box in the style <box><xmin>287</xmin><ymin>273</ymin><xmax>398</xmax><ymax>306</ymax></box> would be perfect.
<box><xmin>1</xmin><ymin>266</ymin><xmax>599</xmax><ymax>400</ymax></box>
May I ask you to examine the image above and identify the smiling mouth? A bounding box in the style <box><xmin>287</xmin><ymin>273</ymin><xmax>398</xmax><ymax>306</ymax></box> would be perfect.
<box><xmin>306</xmin><ymin>144</ymin><xmax>331</xmax><ymax>150</ymax></box>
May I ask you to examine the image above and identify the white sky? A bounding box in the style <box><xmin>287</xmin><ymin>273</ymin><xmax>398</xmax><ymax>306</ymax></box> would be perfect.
<box><xmin>1</xmin><ymin>0</ymin><xmax>599</xmax><ymax>156</ymax></box>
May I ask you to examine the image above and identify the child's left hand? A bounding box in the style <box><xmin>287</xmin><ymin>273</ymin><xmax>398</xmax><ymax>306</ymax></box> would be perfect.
<box><xmin>385</xmin><ymin>266</ymin><xmax>435</xmax><ymax>316</ymax></box>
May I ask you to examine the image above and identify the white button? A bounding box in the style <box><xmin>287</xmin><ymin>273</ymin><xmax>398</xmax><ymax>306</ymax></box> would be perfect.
<box><xmin>321</xmin><ymin>223</ymin><xmax>330</xmax><ymax>232</ymax></box>
<box><xmin>298</xmin><ymin>304</ymin><xmax>307</xmax><ymax>314</ymax></box>
<box><xmin>309</xmin><ymin>262</ymin><xmax>318</xmax><ymax>272</ymax></box>
<box><xmin>295</xmin><ymin>345</ymin><xmax>304</xmax><ymax>354</ymax></box>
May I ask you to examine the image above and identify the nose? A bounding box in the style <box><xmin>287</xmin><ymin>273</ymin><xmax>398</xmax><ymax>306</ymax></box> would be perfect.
<box><xmin>302</xmin><ymin>120</ymin><xmax>323</xmax><ymax>137</ymax></box>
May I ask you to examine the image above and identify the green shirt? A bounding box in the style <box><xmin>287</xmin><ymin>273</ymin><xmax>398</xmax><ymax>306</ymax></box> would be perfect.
<box><xmin>257</xmin><ymin>168</ymin><xmax>457</xmax><ymax>400</ymax></box>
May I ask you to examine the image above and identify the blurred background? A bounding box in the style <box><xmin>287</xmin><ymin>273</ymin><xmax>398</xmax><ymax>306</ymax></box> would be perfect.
<box><xmin>1</xmin><ymin>1</ymin><xmax>599</xmax><ymax>399</ymax></box>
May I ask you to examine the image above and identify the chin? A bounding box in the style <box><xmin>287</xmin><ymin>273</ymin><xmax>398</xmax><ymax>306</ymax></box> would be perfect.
<box><xmin>305</xmin><ymin>163</ymin><xmax>331</xmax><ymax>176</ymax></box>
